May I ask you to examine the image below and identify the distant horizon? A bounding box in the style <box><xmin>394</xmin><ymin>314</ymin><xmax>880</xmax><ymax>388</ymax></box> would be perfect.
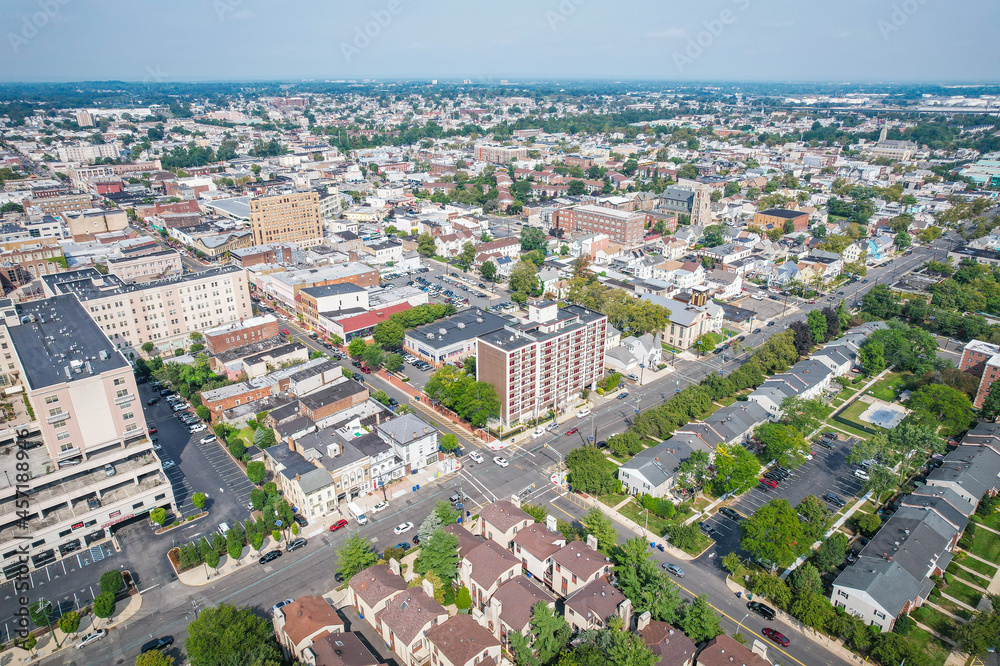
<box><xmin>3</xmin><ymin>78</ymin><xmax>1000</xmax><ymax>86</ymax></box>
<box><xmin>2</xmin><ymin>0</ymin><xmax>997</xmax><ymax>84</ymax></box>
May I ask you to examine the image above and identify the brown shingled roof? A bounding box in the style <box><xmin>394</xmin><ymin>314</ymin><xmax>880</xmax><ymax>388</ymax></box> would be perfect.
<box><xmin>564</xmin><ymin>578</ymin><xmax>626</xmax><ymax>625</ymax></box>
<box><xmin>466</xmin><ymin>540</ymin><xmax>521</xmax><ymax>589</ymax></box>
<box><xmin>491</xmin><ymin>576</ymin><xmax>554</xmax><ymax>632</ymax></box>
<box><xmin>479</xmin><ymin>500</ymin><xmax>530</xmax><ymax>533</ymax></box>
<box><xmin>279</xmin><ymin>596</ymin><xmax>344</xmax><ymax>647</ymax></box>
<box><xmin>309</xmin><ymin>631</ymin><xmax>380</xmax><ymax>666</ymax></box>
<box><xmin>377</xmin><ymin>588</ymin><xmax>446</xmax><ymax>645</ymax></box>
<box><xmin>696</xmin><ymin>634</ymin><xmax>771</xmax><ymax>666</ymax></box>
<box><xmin>348</xmin><ymin>565</ymin><xmax>407</xmax><ymax>608</ymax></box>
<box><xmin>444</xmin><ymin>523</ymin><xmax>484</xmax><ymax>559</ymax></box>
<box><xmin>512</xmin><ymin>524</ymin><xmax>565</xmax><ymax>561</ymax></box>
<box><xmin>425</xmin><ymin>614</ymin><xmax>500</xmax><ymax>666</ymax></box>
<box><xmin>640</xmin><ymin>620</ymin><xmax>696</xmax><ymax>666</ymax></box>
<box><xmin>551</xmin><ymin>540</ymin><xmax>608</xmax><ymax>579</ymax></box>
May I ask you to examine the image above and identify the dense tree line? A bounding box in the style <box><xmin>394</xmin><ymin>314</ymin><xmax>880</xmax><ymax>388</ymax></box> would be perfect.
<box><xmin>370</xmin><ymin>302</ymin><xmax>457</xmax><ymax>350</ymax></box>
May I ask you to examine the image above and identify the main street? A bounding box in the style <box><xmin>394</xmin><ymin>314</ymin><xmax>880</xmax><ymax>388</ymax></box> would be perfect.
<box><xmin>40</xmin><ymin>238</ymin><xmax>955</xmax><ymax>664</ymax></box>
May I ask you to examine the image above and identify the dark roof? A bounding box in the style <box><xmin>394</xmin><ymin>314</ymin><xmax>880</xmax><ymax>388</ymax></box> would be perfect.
<box><xmin>406</xmin><ymin>309</ymin><xmax>510</xmax><ymax>351</ymax></box>
<box><xmin>309</xmin><ymin>631</ymin><xmax>380</xmax><ymax>666</ymax></box>
<box><xmin>377</xmin><ymin>588</ymin><xmax>446</xmax><ymax>644</ymax></box>
<box><xmin>491</xmin><ymin>576</ymin><xmax>554</xmax><ymax>632</ymax></box>
<box><xmin>9</xmin><ymin>294</ymin><xmax>129</xmax><ymax>390</ymax></box>
<box><xmin>444</xmin><ymin>523</ymin><xmax>484</xmax><ymax>559</ymax></box>
<box><xmin>425</xmin><ymin>615</ymin><xmax>499</xmax><ymax>666</ymax></box>
<box><xmin>300</xmin><ymin>282</ymin><xmax>367</xmax><ymax>298</ymax></box>
<box><xmin>348</xmin><ymin>565</ymin><xmax>406</xmax><ymax>608</ymax></box>
<box><xmin>479</xmin><ymin>501</ymin><xmax>531</xmax><ymax>533</ymax></box>
<box><xmin>565</xmin><ymin>577</ymin><xmax>626</xmax><ymax>624</ymax></box>
<box><xmin>639</xmin><ymin>620</ymin><xmax>696</xmax><ymax>666</ymax></box>
<box><xmin>552</xmin><ymin>541</ymin><xmax>608</xmax><ymax>579</ymax></box>
<box><xmin>758</xmin><ymin>208</ymin><xmax>809</xmax><ymax>219</ymax></box>
<box><xmin>465</xmin><ymin>540</ymin><xmax>521</xmax><ymax>588</ymax></box>
<box><xmin>298</xmin><ymin>379</ymin><xmax>367</xmax><ymax>411</ymax></box>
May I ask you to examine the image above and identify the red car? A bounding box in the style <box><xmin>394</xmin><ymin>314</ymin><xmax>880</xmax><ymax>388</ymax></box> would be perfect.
<box><xmin>148</xmin><ymin>427</ymin><xmax>157</xmax><ymax>434</ymax></box>
<box><xmin>565</xmin><ymin>427</ymin><xmax>579</xmax><ymax>436</ymax></box>
<box><xmin>281</xmin><ymin>328</ymin><xmax>290</xmax><ymax>335</ymax></box>
<box><xmin>330</xmin><ymin>519</ymin><xmax>349</xmax><ymax>532</ymax></box>
<box><xmin>762</xmin><ymin>628</ymin><xmax>789</xmax><ymax>647</ymax></box>
<box><xmin>759</xmin><ymin>477</ymin><xmax>778</xmax><ymax>489</ymax></box>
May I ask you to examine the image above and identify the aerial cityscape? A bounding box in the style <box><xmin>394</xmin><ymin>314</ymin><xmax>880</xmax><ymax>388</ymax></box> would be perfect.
<box><xmin>0</xmin><ymin>2</ymin><xmax>999</xmax><ymax>666</ymax></box>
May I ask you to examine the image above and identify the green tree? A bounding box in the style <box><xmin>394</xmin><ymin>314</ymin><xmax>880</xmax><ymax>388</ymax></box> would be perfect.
<box><xmin>789</xmin><ymin>562</ymin><xmax>824</xmax><ymax>598</ymax></box>
<box><xmin>856</xmin><ymin>512</ymin><xmax>882</xmax><ymax>536</ymax></box>
<box><xmin>480</xmin><ymin>260</ymin><xmax>498</xmax><ymax>282</ymax></box>
<box><xmin>362</xmin><ymin>343</ymin><xmax>384</xmax><ymax>369</ymax></box>
<box><xmin>439</xmin><ymin>433</ymin><xmax>459</xmax><ymax>452</ymax></box>
<box><xmin>566</xmin><ymin>446</ymin><xmax>618</xmax><ymax>495</ymax></box>
<box><xmin>185</xmin><ymin>603</ymin><xmax>282</xmax><ymax>666</ymax></box>
<box><xmin>508</xmin><ymin>631</ymin><xmax>539</xmax><ymax>666</ymax></box>
<box><xmin>753</xmin><ymin>422</ymin><xmax>807</xmax><ymax>468</ymax></box>
<box><xmin>457</xmin><ymin>242</ymin><xmax>477</xmax><ymax>270</ymax></box>
<box><xmin>740</xmin><ymin>499</ymin><xmax>805</xmax><ymax>571</ymax></box>
<box><xmin>415</xmin><ymin>529</ymin><xmax>460</xmax><ymax>583</ymax></box>
<box><xmin>246</xmin><ymin>461</ymin><xmax>266</xmax><ymax>484</ymax></box>
<box><xmin>521</xmin><ymin>227</ymin><xmax>548</xmax><ymax>253</ymax></box>
<box><xmin>906</xmin><ymin>384</ymin><xmax>976</xmax><ymax>435</ymax></box>
<box><xmin>665</xmin><ymin>523</ymin><xmax>701</xmax><ymax>552</ymax></box>
<box><xmin>253</xmin><ymin>426</ymin><xmax>275</xmax><ymax>448</ymax></box>
<box><xmin>530</xmin><ymin>602</ymin><xmax>573</xmax><ymax>664</ymax></box>
<box><xmin>226</xmin><ymin>526</ymin><xmax>244</xmax><ymax>561</ymax></box>
<box><xmin>807</xmin><ymin>309</ymin><xmax>828</xmax><ymax>343</ymax></box>
<box><xmin>100</xmin><ymin>570</ymin><xmax>124</xmax><ymax>596</ymax></box>
<box><xmin>678</xmin><ymin>595</ymin><xmax>723</xmax><ymax>644</ymax></box>
<box><xmin>150</xmin><ymin>507</ymin><xmax>167</xmax><ymax>526</ymax></box>
<box><xmin>141</xmin><ymin>342</ymin><xmax>155</xmax><ymax>354</ymax></box>
<box><xmin>337</xmin><ymin>533</ymin><xmax>378</xmax><ymax>580</ymax></box>
<box><xmin>456</xmin><ymin>586</ymin><xmax>472</xmax><ymax>610</ymax></box>
<box><xmin>136</xmin><ymin>650</ymin><xmax>175</xmax><ymax>666</ymax></box>
<box><xmin>192</xmin><ymin>492</ymin><xmax>207</xmax><ymax>510</ymax></box>
<box><xmin>15</xmin><ymin>633</ymin><xmax>36</xmax><ymax>654</ymax></box>
<box><xmin>384</xmin><ymin>352</ymin><xmax>404</xmax><ymax>372</ymax></box>
<box><xmin>780</xmin><ymin>396</ymin><xmax>828</xmax><ymax>434</ymax></box>
<box><xmin>858</xmin><ymin>339</ymin><xmax>886</xmax><ymax>376</ymax></box>
<box><xmin>57</xmin><ymin>610</ymin><xmax>80</xmax><ymax>636</ymax></box>
<box><xmin>93</xmin><ymin>592</ymin><xmax>116</xmax><ymax>625</ymax></box>
<box><xmin>796</xmin><ymin>495</ymin><xmax>833</xmax><ymax>544</ymax></box>
<box><xmin>347</xmin><ymin>337</ymin><xmax>367</xmax><ymax>357</ymax></box>
<box><xmin>417</xmin><ymin>233</ymin><xmax>436</xmax><ymax>257</ymax></box>
<box><xmin>582</xmin><ymin>507</ymin><xmax>618</xmax><ymax>555</ymax></box>
<box><xmin>250</xmin><ymin>488</ymin><xmax>267</xmax><ymax>510</ymax></box>
<box><xmin>712</xmin><ymin>443</ymin><xmax>762</xmax><ymax>494</ymax></box>
<box><xmin>953</xmin><ymin>595</ymin><xmax>1000</xmax><ymax>657</ymax></box>
<box><xmin>509</xmin><ymin>260</ymin><xmax>542</xmax><ymax>302</ymax></box>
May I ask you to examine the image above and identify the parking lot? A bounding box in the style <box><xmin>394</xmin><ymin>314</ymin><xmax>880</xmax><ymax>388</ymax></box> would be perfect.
<box><xmin>699</xmin><ymin>435</ymin><xmax>866</xmax><ymax>559</ymax></box>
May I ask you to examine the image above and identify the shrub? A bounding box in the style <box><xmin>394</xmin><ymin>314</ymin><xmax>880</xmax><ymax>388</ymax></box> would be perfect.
<box><xmin>944</xmin><ymin>572</ymin><xmax>955</xmax><ymax>585</ymax></box>
<box><xmin>892</xmin><ymin>614</ymin><xmax>914</xmax><ymax>636</ymax></box>
<box><xmin>456</xmin><ymin>586</ymin><xmax>472</xmax><ymax>610</ymax></box>
<box><xmin>911</xmin><ymin>606</ymin><xmax>932</xmax><ymax>621</ymax></box>
<box><xmin>99</xmin><ymin>570</ymin><xmax>123</xmax><ymax>596</ymax></box>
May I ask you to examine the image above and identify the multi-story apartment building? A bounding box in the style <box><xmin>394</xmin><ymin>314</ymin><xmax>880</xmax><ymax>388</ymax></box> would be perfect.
<box><xmin>0</xmin><ymin>295</ymin><xmax>174</xmax><ymax>576</ymax></box>
<box><xmin>477</xmin><ymin>301</ymin><xmax>607</xmax><ymax>427</ymax></box>
<box><xmin>57</xmin><ymin>144</ymin><xmax>121</xmax><ymax>164</ymax></box>
<box><xmin>958</xmin><ymin>339</ymin><xmax>1000</xmax><ymax>407</ymax></box>
<box><xmin>107</xmin><ymin>249</ymin><xmax>183</xmax><ymax>283</ymax></box>
<box><xmin>26</xmin><ymin>192</ymin><xmax>93</xmax><ymax>216</ymax></box>
<box><xmin>64</xmin><ymin>209</ymin><xmax>129</xmax><ymax>240</ymax></box>
<box><xmin>249</xmin><ymin>191</ymin><xmax>323</xmax><ymax>247</ymax></box>
<box><xmin>68</xmin><ymin>161</ymin><xmax>161</xmax><ymax>190</ymax></box>
<box><xmin>41</xmin><ymin>266</ymin><xmax>252</xmax><ymax>353</ymax></box>
<box><xmin>204</xmin><ymin>314</ymin><xmax>281</xmax><ymax>354</ymax></box>
<box><xmin>552</xmin><ymin>204</ymin><xmax>645</xmax><ymax>245</ymax></box>
<box><xmin>473</xmin><ymin>143</ymin><xmax>529</xmax><ymax>164</ymax></box>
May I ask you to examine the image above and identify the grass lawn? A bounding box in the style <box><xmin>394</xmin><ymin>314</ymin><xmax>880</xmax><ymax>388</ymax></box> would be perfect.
<box><xmin>619</xmin><ymin>500</ymin><xmax>679</xmax><ymax>537</ymax></box>
<box><xmin>866</xmin><ymin>372</ymin><xmax>910</xmax><ymax>402</ymax></box>
<box><xmin>944</xmin><ymin>580</ymin><xmax>983</xmax><ymax>608</ymax></box>
<box><xmin>237</xmin><ymin>427</ymin><xmax>255</xmax><ymax>446</ymax></box>
<box><xmin>970</xmin><ymin>530</ymin><xmax>1000</xmax><ymax>562</ymax></box>
<box><xmin>596</xmin><ymin>494</ymin><xmax>625</xmax><ymax>509</ymax></box>
<box><xmin>905</xmin><ymin>628</ymin><xmax>950</xmax><ymax>666</ymax></box>
<box><xmin>947</xmin><ymin>562</ymin><xmax>991</xmax><ymax>590</ymax></box>
<box><xmin>956</xmin><ymin>554</ymin><xmax>998</xmax><ymax>578</ymax></box>
<box><xmin>979</xmin><ymin>510</ymin><xmax>1000</xmax><ymax>531</ymax></box>
<box><xmin>830</xmin><ymin>420</ymin><xmax>876</xmax><ymax>440</ymax></box>
<box><xmin>716</xmin><ymin>396</ymin><xmax>737</xmax><ymax>407</ymax></box>
<box><xmin>933</xmin><ymin>596</ymin><xmax>973</xmax><ymax>619</ymax></box>
<box><xmin>641</xmin><ymin>438</ymin><xmax>661</xmax><ymax>448</ymax></box>
<box><xmin>835</xmin><ymin>400</ymin><xmax>883</xmax><ymax>436</ymax></box>
<box><xmin>921</xmin><ymin>608</ymin><xmax>960</xmax><ymax>640</ymax></box>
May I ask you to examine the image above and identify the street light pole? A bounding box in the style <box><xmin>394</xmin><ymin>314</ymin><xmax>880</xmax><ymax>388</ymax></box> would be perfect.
<box><xmin>736</xmin><ymin>612</ymin><xmax>750</xmax><ymax>637</ymax></box>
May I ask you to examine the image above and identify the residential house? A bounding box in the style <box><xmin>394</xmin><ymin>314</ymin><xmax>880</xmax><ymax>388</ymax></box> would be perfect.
<box><xmin>483</xmin><ymin>575</ymin><xmax>555</xmax><ymax>650</ymax></box>
<box><xmin>272</xmin><ymin>596</ymin><xmax>345</xmax><ymax>663</ymax></box>
<box><xmin>550</xmin><ymin>537</ymin><xmax>612</xmax><ymax>597</ymax></box>
<box><xmin>425</xmin><ymin>614</ymin><xmax>502</xmax><ymax>666</ymax></box>
<box><xmin>511</xmin><ymin>518</ymin><xmax>567</xmax><ymax>582</ymax></box>
<box><xmin>306</xmin><ymin>632</ymin><xmax>380</xmax><ymax>666</ymax></box>
<box><xmin>477</xmin><ymin>501</ymin><xmax>531</xmax><ymax>549</ymax></box>
<box><xmin>348</xmin><ymin>563</ymin><xmax>407</xmax><ymax>621</ymax></box>
<box><xmin>606</xmin><ymin>333</ymin><xmax>661</xmax><ymax>375</ymax></box>
<box><xmin>376</xmin><ymin>581</ymin><xmax>448</xmax><ymax>666</ymax></box>
<box><xmin>704</xmin><ymin>270</ymin><xmax>742</xmax><ymax>300</ymax></box>
<box><xmin>564</xmin><ymin>578</ymin><xmax>632</xmax><ymax>633</ymax></box>
<box><xmin>460</xmin><ymin>540</ymin><xmax>523</xmax><ymax>611</ymax></box>
<box><xmin>866</xmin><ymin>235</ymin><xmax>895</xmax><ymax>263</ymax></box>
<box><xmin>375</xmin><ymin>413</ymin><xmax>440</xmax><ymax>474</ymax></box>
<box><xmin>637</xmin><ymin>615</ymin><xmax>696</xmax><ymax>666</ymax></box>
<box><xmin>695</xmin><ymin>634</ymin><xmax>770</xmax><ymax>666</ymax></box>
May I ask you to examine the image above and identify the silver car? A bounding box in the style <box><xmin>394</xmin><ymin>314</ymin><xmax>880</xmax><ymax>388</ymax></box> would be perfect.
<box><xmin>662</xmin><ymin>562</ymin><xmax>685</xmax><ymax>578</ymax></box>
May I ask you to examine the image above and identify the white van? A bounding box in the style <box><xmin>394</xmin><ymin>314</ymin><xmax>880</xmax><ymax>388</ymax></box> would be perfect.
<box><xmin>217</xmin><ymin>522</ymin><xmax>231</xmax><ymax>536</ymax></box>
<box><xmin>347</xmin><ymin>502</ymin><xmax>368</xmax><ymax>525</ymax></box>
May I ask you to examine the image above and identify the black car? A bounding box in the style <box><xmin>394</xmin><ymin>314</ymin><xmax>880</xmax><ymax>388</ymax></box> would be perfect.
<box><xmin>147</xmin><ymin>397</ymin><xmax>160</xmax><ymax>406</ymax></box>
<box><xmin>286</xmin><ymin>538</ymin><xmax>307</xmax><ymax>552</ymax></box>
<box><xmin>159</xmin><ymin>388</ymin><xmax>173</xmax><ymax>396</ymax></box>
<box><xmin>697</xmin><ymin>522</ymin><xmax>717</xmax><ymax>537</ymax></box>
<box><xmin>756</xmin><ymin>482</ymin><xmax>772</xmax><ymax>493</ymax></box>
<box><xmin>823</xmin><ymin>493</ymin><xmax>846</xmax><ymax>508</ymax></box>
<box><xmin>293</xmin><ymin>515</ymin><xmax>308</xmax><ymax>527</ymax></box>
<box><xmin>719</xmin><ymin>507</ymin><xmax>743</xmax><ymax>521</ymax></box>
<box><xmin>259</xmin><ymin>550</ymin><xmax>282</xmax><ymax>565</ymax></box>
<box><xmin>747</xmin><ymin>601</ymin><xmax>776</xmax><ymax>620</ymax></box>
<box><xmin>334</xmin><ymin>572</ymin><xmax>344</xmax><ymax>582</ymax></box>
<box><xmin>352</xmin><ymin>373</ymin><xmax>363</xmax><ymax>382</ymax></box>
<box><xmin>763</xmin><ymin>472</ymin><xmax>783</xmax><ymax>483</ymax></box>
<box><xmin>17</xmin><ymin>439</ymin><xmax>43</xmax><ymax>451</ymax></box>
<box><xmin>816</xmin><ymin>439</ymin><xmax>836</xmax><ymax>450</ymax></box>
<box><xmin>141</xmin><ymin>636</ymin><xmax>174</xmax><ymax>653</ymax></box>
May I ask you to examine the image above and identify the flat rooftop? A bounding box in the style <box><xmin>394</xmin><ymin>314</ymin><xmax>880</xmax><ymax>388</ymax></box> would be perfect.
<box><xmin>8</xmin><ymin>294</ymin><xmax>129</xmax><ymax>390</ymax></box>
<box><xmin>41</xmin><ymin>265</ymin><xmax>244</xmax><ymax>301</ymax></box>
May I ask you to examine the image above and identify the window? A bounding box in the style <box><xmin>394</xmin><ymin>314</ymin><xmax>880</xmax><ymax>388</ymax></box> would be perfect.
<box><xmin>125</xmin><ymin>423</ymin><xmax>139</xmax><ymax>432</ymax></box>
<box><xmin>838</xmin><ymin>590</ymin><xmax>849</xmax><ymax>599</ymax></box>
<box><xmin>114</xmin><ymin>377</ymin><xmax>126</xmax><ymax>386</ymax></box>
<box><xmin>116</xmin><ymin>389</ymin><xmax>128</xmax><ymax>398</ymax></box>
<box><xmin>45</xmin><ymin>395</ymin><xmax>59</xmax><ymax>404</ymax></box>
<box><xmin>57</xmin><ymin>431</ymin><xmax>70</xmax><ymax>440</ymax></box>
<box><xmin>123</xmin><ymin>412</ymin><xmax>134</xmax><ymax>420</ymax></box>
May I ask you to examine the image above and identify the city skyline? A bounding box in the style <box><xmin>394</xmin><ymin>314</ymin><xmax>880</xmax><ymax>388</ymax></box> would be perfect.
<box><xmin>2</xmin><ymin>0</ymin><xmax>999</xmax><ymax>83</ymax></box>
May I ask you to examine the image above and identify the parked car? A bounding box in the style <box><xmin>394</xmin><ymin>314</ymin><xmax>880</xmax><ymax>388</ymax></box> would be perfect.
<box><xmin>854</xmin><ymin>469</ymin><xmax>870</xmax><ymax>481</ymax></box>
<box><xmin>372</xmin><ymin>501</ymin><xmax>389</xmax><ymax>513</ymax></box>
<box><xmin>719</xmin><ymin>507</ymin><xmax>743</xmax><ymax>521</ymax></box>
<box><xmin>146</xmin><ymin>397</ymin><xmax>160</xmax><ymax>406</ymax></box>
<box><xmin>271</xmin><ymin>599</ymin><xmax>294</xmax><ymax>612</ymax></box>
<box><xmin>199</xmin><ymin>435</ymin><xmax>217</xmax><ymax>445</ymax></box>
<box><xmin>161</xmin><ymin>460</ymin><xmax>176</xmax><ymax>470</ymax></box>
<box><xmin>78</xmin><ymin>629</ymin><xmax>108</xmax><ymax>649</ymax></box>
<box><xmin>577</xmin><ymin>408</ymin><xmax>591</xmax><ymax>418</ymax></box>
<box><xmin>281</xmin><ymin>328</ymin><xmax>290</xmax><ymax>335</ymax></box>
<box><xmin>259</xmin><ymin>550</ymin><xmax>282</xmax><ymax>565</ymax></box>
<box><xmin>763</xmin><ymin>628</ymin><xmax>790</xmax><ymax>647</ymax></box>
<box><xmin>330</xmin><ymin>519</ymin><xmax>349</xmax><ymax>532</ymax></box>
<box><xmin>747</xmin><ymin>601</ymin><xmax>776</xmax><ymax>620</ymax></box>
<box><xmin>394</xmin><ymin>521</ymin><xmax>414</xmax><ymax>535</ymax></box>
<box><xmin>823</xmin><ymin>493</ymin><xmax>846</xmax><ymax>508</ymax></box>
<box><xmin>104</xmin><ymin>464</ymin><xmax>116</xmax><ymax>477</ymax></box>
<box><xmin>617</xmin><ymin>391</ymin><xmax>629</xmax><ymax>400</ymax></box>
<box><xmin>759</xmin><ymin>477</ymin><xmax>778</xmax><ymax>489</ymax></box>
<box><xmin>662</xmin><ymin>563</ymin><xmax>685</xmax><ymax>577</ymax></box>
<box><xmin>293</xmin><ymin>515</ymin><xmax>308</xmax><ymax>527</ymax></box>
<box><xmin>697</xmin><ymin>522</ymin><xmax>717</xmax><ymax>537</ymax></box>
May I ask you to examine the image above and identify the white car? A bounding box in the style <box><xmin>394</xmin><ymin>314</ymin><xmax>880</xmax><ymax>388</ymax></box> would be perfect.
<box><xmin>172</xmin><ymin>403</ymin><xmax>187</xmax><ymax>412</ymax></box>
<box><xmin>200</xmin><ymin>435</ymin><xmax>217</xmax><ymax>445</ymax></box>
<box><xmin>372</xmin><ymin>501</ymin><xmax>389</xmax><ymax>513</ymax></box>
<box><xmin>189</xmin><ymin>423</ymin><xmax>207</xmax><ymax>433</ymax></box>
<box><xmin>532</xmin><ymin>428</ymin><xmax>545</xmax><ymax>439</ymax></box>
<box><xmin>469</xmin><ymin>451</ymin><xmax>484</xmax><ymax>463</ymax></box>
<box><xmin>494</xmin><ymin>456</ymin><xmax>509</xmax><ymax>467</ymax></box>
<box><xmin>394</xmin><ymin>521</ymin><xmax>414</xmax><ymax>535</ymax></box>
<box><xmin>271</xmin><ymin>599</ymin><xmax>294</xmax><ymax>612</ymax></box>
<box><xmin>77</xmin><ymin>629</ymin><xmax>107</xmax><ymax>649</ymax></box>
<box><xmin>854</xmin><ymin>469</ymin><xmax>870</xmax><ymax>481</ymax></box>
<box><xmin>161</xmin><ymin>460</ymin><xmax>176</xmax><ymax>470</ymax></box>
<box><xmin>577</xmin><ymin>408</ymin><xmax>591</xmax><ymax>418</ymax></box>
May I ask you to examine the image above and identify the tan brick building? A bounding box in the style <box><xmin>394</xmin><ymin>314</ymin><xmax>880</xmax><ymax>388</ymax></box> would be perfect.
<box><xmin>249</xmin><ymin>191</ymin><xmax>322</xmax><ymax>247</ymax></box>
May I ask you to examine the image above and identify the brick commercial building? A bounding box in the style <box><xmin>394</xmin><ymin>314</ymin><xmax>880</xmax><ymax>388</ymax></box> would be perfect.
<box><xmin>229</xmin><ymin>243</ymin><xmax>294</xmax><ymax>268</ymax></box>
<box><xmin>477</xmin><ymin>300</ymin><xmax>607</xmax><ymax>427</ymax></box>
<box><xmin>203</xmin><ymin>314</ymin><xmax>281</xmax><ymax>354</ymax></box>
<box><xmin>958</xmin><ymin>339</ymin><xmax>1000</xmax><ymax>407</ymax></box>
<box><xmin>249</xmin><ymin>191</ymin><xmax>322</xmax><ymax>247</ymax></box>
<box><xmin>0</xmin><ymin>295</ymin><xmax>174</xmax><ymax>575</ymax></box>
<box><xmin>107</xmin><ymin>249</ymin><xmax>183</xmax><ymax>282</ymax></box>
<box><xmin>26</xmin><ymin>192</ymin><xmax>93</xmax><ymax>216</ymax></box>
<box><xmin>751</xmin><ymin>208</ymin><xmax>809</xmax><ymax>233</ymax></box>
<box><xmin>473</xmin><ymin>143</ymin><xmax>529</xmax><ymax>164</ymax></box>
<box><xmin>552</xmin><ymin>204</ymin><xmax>645</xmax><ymax>245</ymax></box>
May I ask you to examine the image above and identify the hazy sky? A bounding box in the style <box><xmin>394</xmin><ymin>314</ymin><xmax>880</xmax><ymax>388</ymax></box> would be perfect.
<box><xmin>2</xmin><ymin>0</ymin><xmax>998</xmax><ymax>83</ymax></box>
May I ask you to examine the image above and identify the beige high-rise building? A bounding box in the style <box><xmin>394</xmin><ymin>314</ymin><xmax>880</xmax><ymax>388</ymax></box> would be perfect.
<box><xmin>249</xmin><ymin>191</ymin><xmax>322</xmax><ymax>247</ymax></box>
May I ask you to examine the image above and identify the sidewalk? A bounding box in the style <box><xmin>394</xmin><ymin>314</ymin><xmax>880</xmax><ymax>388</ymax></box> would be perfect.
<box><xmin>8</xmin><ymin>591</ymin><xmax>142</xmax><ymax>663</ymax></box>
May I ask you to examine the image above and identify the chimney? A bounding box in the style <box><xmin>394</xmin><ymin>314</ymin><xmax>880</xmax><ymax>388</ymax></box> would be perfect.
<box><xmin>545</xmin><ymin>515</ymin><xmax>558</xmax><ymax>533</ymax></box>
<box><xmin>636</xmin><ymin>610</ymin><xmax>651</xmax><ymax>632</ymax></box>
<box><xmin>389</xmin><ymin>558</ymin><xmax>400</xmax><ymax>576</ymax></box>
<box><xmin>586</xmin><ymin>534</ymin><xmax>599</xmax><ymax>551</ymax></box>
<box><xmin>421</xmin><ymin>578</ymin><xmax>435</xmax><ymax>599</ymax></box>
<box><xmin>619</xmin><ymin>597</ymin><xmax>633</xmax><ymax>627</ymax></box>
